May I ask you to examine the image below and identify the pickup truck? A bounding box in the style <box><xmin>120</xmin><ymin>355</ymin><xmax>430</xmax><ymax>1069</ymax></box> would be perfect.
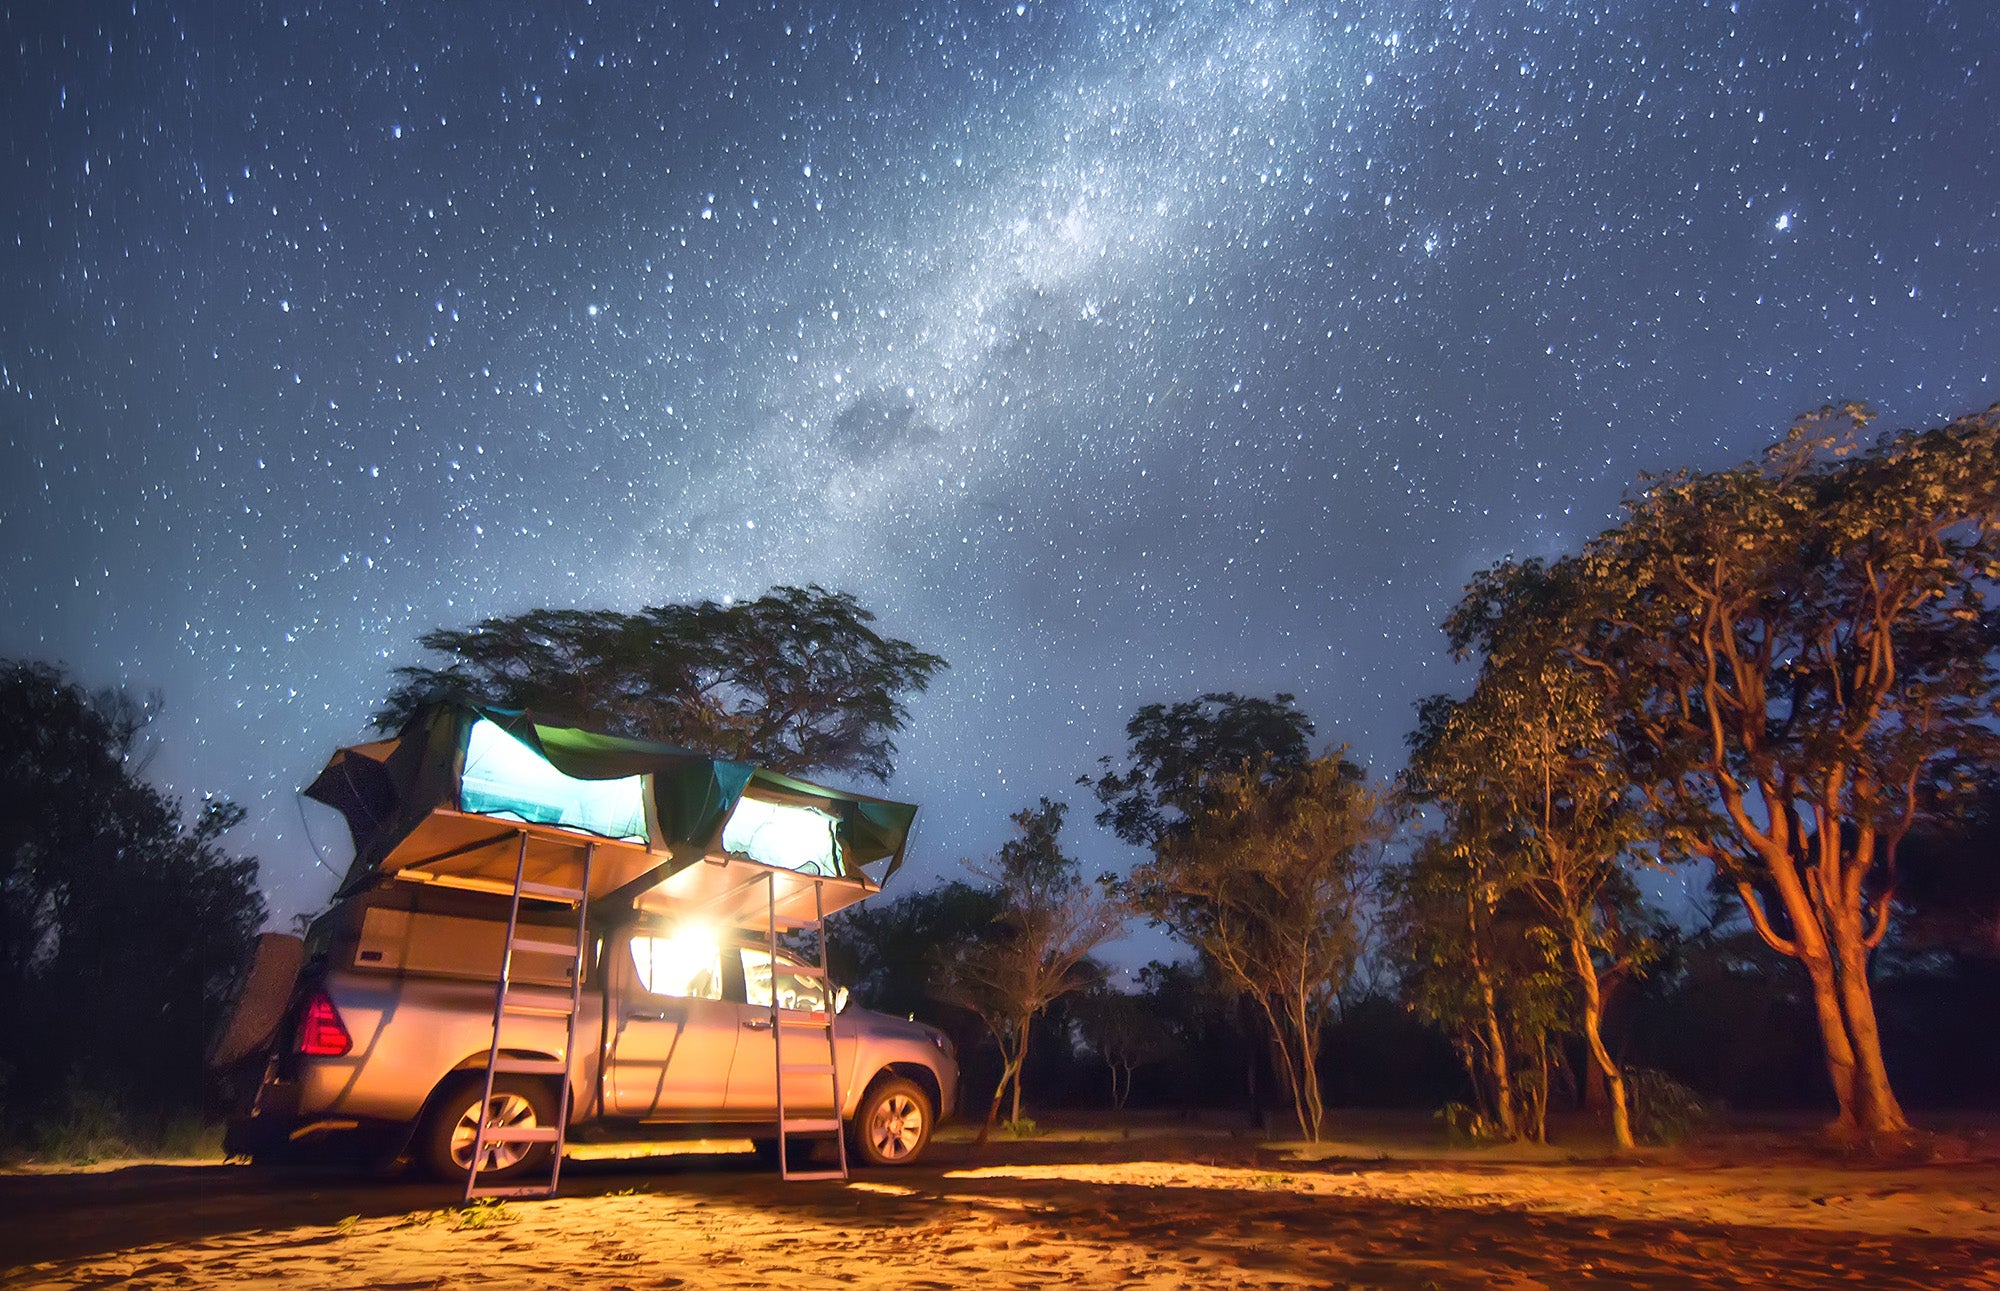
<box><xmin>227</xmin><ymin>881</ymin><xmax>959</xmax><ymax>1182</ymax></box>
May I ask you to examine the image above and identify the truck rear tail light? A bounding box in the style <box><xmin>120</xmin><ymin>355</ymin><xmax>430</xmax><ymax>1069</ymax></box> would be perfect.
<box><xmin>296</xmin><ymin>991</ymin><xmax>353</xmax><ymax>1057</ymax></box>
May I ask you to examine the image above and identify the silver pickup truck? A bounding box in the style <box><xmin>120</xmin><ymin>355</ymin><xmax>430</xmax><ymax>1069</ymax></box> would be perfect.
<box><xmin>227</xmin><ymin>883</ymin><xmax>958</xmax><ymax>1182</ymax></box>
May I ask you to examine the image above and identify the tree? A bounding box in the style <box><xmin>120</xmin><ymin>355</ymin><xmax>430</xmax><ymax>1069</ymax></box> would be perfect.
<box><xmin>1072</xmin><ymin>984</ymin><xmax>1176</xmax><ymax>1111</ymax></box>
<box><xmin>1455</xmin><ymin>403</ymin><xmax>2000</xmax><ymax>1137</ymax></box>
<box><xmin>0</xmin><ymin>661</ymin><xmax>265</xmax><ymax>1141</ymax></box>
<box><xmin>1411</xmin><ymin>654</ymin><xmax>1656</xmax><ymax>1150</ymax></box>
<box><xmin>938</xmin><ymin>800</ymin><xmax>1124</xmax><ymax>1143</ymax></box>
<box><xmin>1894</xmin><ymin>770</ymin><xmax>2000</xmax><ymax>960</ymax></box>
<box><xmin>378</xmin><ymin>584</ymin><xmax>945</xmax><ymax>781</ymax></box>
<box><xmin>1085</xmin><ymin>693</ymin><xmax>1315</xmax><ymax>847</ymax></box>
<box><xmin>1379</xmin><ymin>834</ymin><xmax>1570</xmax><ymax>1142</ymax></box>
<box><xmin>1131</xmin><ymin>957</ymin><xmax>1242</xmax><ymax>1111</ymax></box>
<box><xmin>1126</xmin><ymin>753</ymin><xmax>1384</xmax><ymax>1142</ymax></box>
<box><xmin>825</xmin><ymin>879</ymin><xmax>1006</xmax><ymax>1020</ymax></box>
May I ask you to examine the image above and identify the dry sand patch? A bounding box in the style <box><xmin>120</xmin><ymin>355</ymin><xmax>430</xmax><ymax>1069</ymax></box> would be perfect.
<box><xmin>6</xmin><ymin>1146</ymin><xmax>2000</xmax><ymax>1290</ymax></box>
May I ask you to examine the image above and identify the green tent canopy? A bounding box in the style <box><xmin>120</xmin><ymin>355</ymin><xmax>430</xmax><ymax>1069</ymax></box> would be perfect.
<box><xmin>304</xmin><ymin>702</ymin><xmax>919</xmax><ymax>926</ymax></box>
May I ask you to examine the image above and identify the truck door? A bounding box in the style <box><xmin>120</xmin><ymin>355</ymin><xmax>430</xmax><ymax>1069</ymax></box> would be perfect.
<box><xmin>724</xmin><ymin>946</ymin><xmax>841</xmax><ymax>1115</ymax></box>
<box><xmin>605</xmin><ymin>927</ymin><xmax>739</xmax><ymax>1117</ymax></box>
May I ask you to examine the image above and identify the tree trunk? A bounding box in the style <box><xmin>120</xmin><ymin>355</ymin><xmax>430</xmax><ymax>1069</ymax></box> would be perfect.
<box><xmin>1566</xmin><ymin>924</ymin><xmax>1633</xmax><ymax>1151</ymax></box>
<box><xmin>1249</xmin><ymin>992</ymin><xmax>1314</xmax><ymax>1141</ymax></box>
<box><xmin>1296</xmin><ymin>997</ymin><xmax>1324</xmax><ymax>1143</ymax></box>
<box><xmin>1477</xmin><ymin>972</ymin><xmax>1518</xmax><ymax>1139</ymax></box>
<box><xmin>1528</xmin><ymin>1032</ymin><xmax>1549</xmax><ymax>1144</ymax></box>
<box><xmin>1009</xmin><ymin>1023</ymin><xmax>1030</xmax><ymax>1126</ymax></box>
<box><xmin>1830</xmin><ymin>907</ymin><xmax>1910</xmax><ymax>1135</ymax></box>
<box><xmin>975</xmin><ymin>1025</ymin><xmax>1024</xmax><ymax>1147</ymax></box>
<box><xmin>1745</xmin><ymin>863</ymin><xmax>1864</xmax><ymax>1134</ymax></box>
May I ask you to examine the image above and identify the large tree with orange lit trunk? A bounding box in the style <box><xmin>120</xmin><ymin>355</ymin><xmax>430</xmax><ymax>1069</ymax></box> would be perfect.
<box><xmin>1453</xmin><ymin>403</ymin><xmax>2000</xmax><ymax>1137</ymax></box>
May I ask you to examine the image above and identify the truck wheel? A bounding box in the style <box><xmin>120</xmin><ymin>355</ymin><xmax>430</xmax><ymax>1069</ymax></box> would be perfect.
<box><xmin>417</xmin><ymin>1074</ymin><xmax>556</xmax><ymax>1184</ymax></box>
<box><xmin>848</xmin><ymin>1076</ymin><xmax>932</xmax><ymax>1167</ymax></box>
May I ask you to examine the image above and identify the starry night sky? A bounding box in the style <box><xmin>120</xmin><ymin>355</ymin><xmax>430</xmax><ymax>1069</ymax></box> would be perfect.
<box><xmin>3</xmin><ymin>2</ymin><xmax>1996</xmax><ymax>941</ymax></box>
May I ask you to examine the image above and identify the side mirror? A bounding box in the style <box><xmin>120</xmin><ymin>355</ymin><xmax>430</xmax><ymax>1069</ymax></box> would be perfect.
<box><xmin>834</xmin><ymin>986</ymin><xmax>850</xmax><ymax>1015</ymax></box>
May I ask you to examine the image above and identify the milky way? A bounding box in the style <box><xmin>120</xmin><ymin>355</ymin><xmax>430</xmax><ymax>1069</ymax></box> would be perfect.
<box><xmin>3</xmin><ymin>2</ymin><xmax>1995</xmax><ymax>939</ymax></box>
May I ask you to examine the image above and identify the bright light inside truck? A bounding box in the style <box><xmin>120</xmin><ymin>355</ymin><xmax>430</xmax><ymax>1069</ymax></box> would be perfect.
<box><xmin>720</xmin><ymin>796</ymin><xmax>840</xmax><ymax>875</ymax></box>
<box><xmin>459</xmin><ymin>719</ymin><xmax>648</xmax><ymax>842</ymax></box>
<box><xmin>630</xmin><ymin>922</ymin><xmax>723</xmax><ymax>1000</ymax></box>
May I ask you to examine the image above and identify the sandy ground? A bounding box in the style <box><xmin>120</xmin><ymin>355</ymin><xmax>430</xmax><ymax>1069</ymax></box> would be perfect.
<box><xmin>5</xmin><ymin>1120</ymin><xmax>1999</xmax><ymax>1289</ymax></box>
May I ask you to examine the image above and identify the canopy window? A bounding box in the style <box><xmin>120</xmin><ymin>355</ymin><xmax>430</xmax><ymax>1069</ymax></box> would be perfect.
<box><xmin>720</xmin><ymin>796</ymin><xmax>842</xmax><ymax>877</ymax></box>
<box><xmin>459</xmin><ymin>718</ymin><xmax>648</xmax><ymax>843</ymax></box>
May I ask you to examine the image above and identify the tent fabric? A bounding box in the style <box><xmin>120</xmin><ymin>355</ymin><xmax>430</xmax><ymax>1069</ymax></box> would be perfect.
<box><xmin>306</xmin><ymin>702</ymin><xmax>918</xmax><ymax>900</ymax></box>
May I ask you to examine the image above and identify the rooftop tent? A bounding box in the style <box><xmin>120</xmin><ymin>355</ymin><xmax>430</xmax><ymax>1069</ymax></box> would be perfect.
<box><xmin>305</xmin><ymin>702</ymin><xmax>919</xmax><ymax>924</ymax></box>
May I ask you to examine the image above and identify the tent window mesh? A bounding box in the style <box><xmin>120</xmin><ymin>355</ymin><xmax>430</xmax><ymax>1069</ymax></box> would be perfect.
<box><xmin>720</xmin><ymin>796</ymin><xmax>840</xmax><ymax>875</ymax></box>
<box><xmin>459</xmin><ymin>718</ymin><xmax>648</xmax><ymax>842</ymax></box>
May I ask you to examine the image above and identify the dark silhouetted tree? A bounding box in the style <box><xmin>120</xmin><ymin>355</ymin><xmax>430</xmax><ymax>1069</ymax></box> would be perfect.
<box><xmin>0</xmin><ymin>661</ymin><xmax>265</xmax><ymax>1142</ymax></box>
<box><xmin>1072</xmin><ymin>983</ymin><xmax>1177</xmax><ymax>1111</ymax></box>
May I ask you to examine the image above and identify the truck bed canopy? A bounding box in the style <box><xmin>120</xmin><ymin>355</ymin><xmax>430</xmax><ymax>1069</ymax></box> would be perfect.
<box><xmin>305</xmin><ymin>703</ymin><xmax>918</xmax><ymax>926</ymax></box>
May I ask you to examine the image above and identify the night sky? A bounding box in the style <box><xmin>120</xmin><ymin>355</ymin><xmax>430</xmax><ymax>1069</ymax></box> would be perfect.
<box><xmin>3</xmin><ymin>3</ymin><xmax>1995</xmax><ymax>945</ymax></box>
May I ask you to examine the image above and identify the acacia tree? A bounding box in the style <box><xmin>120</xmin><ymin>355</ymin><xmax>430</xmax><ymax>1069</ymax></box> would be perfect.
<box><xmin>378</xmin><ymin>584</ymin><xmax>945</xmax><ymax>781</ymax></box>
<box><xmin>940</xmin><ymin>800</ymin><xmax>1124</xmax><ymax>1142</ymax></box>
<box><xmin>1456</xmin><ymin>403</ymin><xmax>2000</xmax><ymax>1136</ymax></box>
<box><xmin>1412</xmin><ymin>655</ymin><xmax>1654</xmax><ymax>1149</ymax></box>
<box><xmin>1126</xmin><ymin>753</ymin><xmax>1384</xmax><ymax>1142</ymax></box>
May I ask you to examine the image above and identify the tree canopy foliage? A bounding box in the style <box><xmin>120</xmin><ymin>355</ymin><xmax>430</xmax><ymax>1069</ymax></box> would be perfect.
<box><xmin>1085</xmin><ymin>692</ymin><xmax>1314</xmax><ymax>847</ymax></box>
<box><xmin>0</xmin><ymin>661</ymin><xmax>265</xmax><ymax>1143</ymax></box>
<box><xmin>1445</xmin><ymin>402</ymin><xmax>2000</xmax><ymax>1136</ymax></box>
<box><xmin>377</xmin><ymin>584</ymin><xmax>946</xmax><ymax>782</ymax></box>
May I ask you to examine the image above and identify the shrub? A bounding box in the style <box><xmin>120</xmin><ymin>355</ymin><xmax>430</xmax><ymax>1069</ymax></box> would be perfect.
<box><xmin>1436</xmin><ymin>1102</ymin><xmax>1506</xmax><ymax>1143</ymax></box>
<box><xmin>1626</xmin><ymin>1067</ymin><xmax>1711</xmax><ymax>1145</ymax></box>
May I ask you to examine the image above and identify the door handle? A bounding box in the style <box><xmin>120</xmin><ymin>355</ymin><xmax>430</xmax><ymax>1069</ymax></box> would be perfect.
<box><xmin>625</xmin><ymin>1010</ymin><xmax>670</xmax><ymax>1022</ymax></box>
<box><xmin>743</xmin><ymin>1017</ymin><xmax>773</xmax><ymax>1031</ymax></box>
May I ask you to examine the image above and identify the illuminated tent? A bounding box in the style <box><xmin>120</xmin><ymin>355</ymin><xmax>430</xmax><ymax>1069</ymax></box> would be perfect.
<box><xmin>304</xmin><ymin>703</ymin><xmax>919</xmax><ymax>927</ymax></box>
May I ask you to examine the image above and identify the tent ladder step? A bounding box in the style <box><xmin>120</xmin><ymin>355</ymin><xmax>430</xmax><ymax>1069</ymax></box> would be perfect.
<box><xmin>769</xmin><ymin>873</ymin><xmax>849</xmax><ymax>1184</ymax></box>
<box><xmin>464</xmin><ymin>834</ymin><xmax>594</xmax><ymax>1204</ymax></box>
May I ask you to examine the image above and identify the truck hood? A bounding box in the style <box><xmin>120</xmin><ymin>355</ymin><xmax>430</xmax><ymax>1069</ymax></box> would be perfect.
<box><xmin>844</xmin><ymin>1005</ymin><xmax>949</xmax><ymax>1050</ymax></box>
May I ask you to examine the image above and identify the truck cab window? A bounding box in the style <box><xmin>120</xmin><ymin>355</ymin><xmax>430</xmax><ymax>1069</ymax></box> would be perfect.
<box><xmin>629</xmin><ymin>931</ymin><xmax>722</xmax><ymax>1000</ymax></box>
<box><xmin>740</xmin><ymin>947</ymin><xmax>827</xmax><ymax>1012</ymax></box>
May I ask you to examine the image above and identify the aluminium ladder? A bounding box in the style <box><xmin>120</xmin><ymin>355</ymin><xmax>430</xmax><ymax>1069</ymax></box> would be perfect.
<box><xmin>767</xmin><ymin>871</ymin><xmax>848</xmax><ymax>1182</ymax></box>
<box><xmin>464</xmin><ymin>833</ymin><xmax>594</xmax><ymax>1202</ymax></box>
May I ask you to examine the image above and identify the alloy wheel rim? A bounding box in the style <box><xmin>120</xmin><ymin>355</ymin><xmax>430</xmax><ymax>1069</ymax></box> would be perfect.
<box><xmin>450</xmin><ymin>1091</ymin><xmax>538</xmax><ymax>1171</ymax></box>
<box><xmin>868</xmin><ymin>1092</ymin><xmax>924</xmax><ymax>1159</ymax></box>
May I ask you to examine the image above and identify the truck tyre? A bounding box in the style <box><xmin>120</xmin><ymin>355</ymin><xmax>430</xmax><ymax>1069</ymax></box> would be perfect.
<box><xmin>417</xmin><ymin>1074</ymin><xmax>557</xmax><ymax>1184</ymax></box>
<box><xmin>848</xmin><ymin>1075</ymin><xmax>933</xmax><ymax>1167</ymax></box>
